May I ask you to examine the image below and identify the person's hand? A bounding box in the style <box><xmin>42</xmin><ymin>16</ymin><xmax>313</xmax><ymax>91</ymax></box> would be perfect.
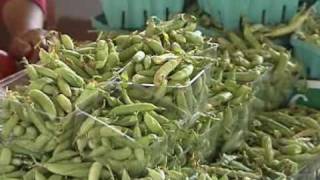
<box><xmin>9</xmin><ymin>29</ymin><xmax>47</xmax><ymax>62</ymax></box>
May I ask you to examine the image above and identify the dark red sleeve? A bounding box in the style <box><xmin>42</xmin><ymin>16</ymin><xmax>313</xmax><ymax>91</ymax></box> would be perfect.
<box><xmin>31</xmin><ymin>0</ymin><xmax>47</xmax><ymax>15</ymax></box>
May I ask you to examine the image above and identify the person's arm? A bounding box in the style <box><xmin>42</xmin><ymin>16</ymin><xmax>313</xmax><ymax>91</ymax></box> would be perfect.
<box><xmin>2</xmin><ymin>0</ymin><xmax>47</xmax><ymax>59</ymax></box>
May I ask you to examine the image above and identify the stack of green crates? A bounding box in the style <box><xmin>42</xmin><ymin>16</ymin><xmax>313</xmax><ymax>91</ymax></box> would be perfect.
<box><xmin>92</xmin><ymin>0</ymin><xmax>184</xmax><ymax>30</ymax></box>
<box><xmin>197</xmin><ymin>0</ymin><xmax>299</xmax><ymax>31</ymax></box>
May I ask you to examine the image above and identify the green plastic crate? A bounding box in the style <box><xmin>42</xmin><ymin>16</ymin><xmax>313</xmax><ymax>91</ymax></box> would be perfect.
<box><xmin>100</xmin><ymin>0</ymin><xmax>184</xmax><ymax>30</ymax></box>
<box><xmin>197</xmin><ymin>0</ymin><xmax>299</xmax><ymax>30</ymax></box>
<box><xmin>291</xmin><ymin>36</ymin><xmax>320</xmax><ymax>79</ymax></box>
<box><xmin>289</xmin><ymin>80</ymin><xmax>320</xmax><ymax>109</ymax></box>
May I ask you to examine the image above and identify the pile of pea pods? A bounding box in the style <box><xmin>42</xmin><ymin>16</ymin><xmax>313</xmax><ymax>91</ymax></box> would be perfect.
<box><xmin>0</xmin><ymin>12</ymin><xmax>318</xmax><ymax>179</ymax></box>
<box><xmin>296</xmin><ymin>14</ymin><xmax>320</xmax><ymax>46</ymax></box>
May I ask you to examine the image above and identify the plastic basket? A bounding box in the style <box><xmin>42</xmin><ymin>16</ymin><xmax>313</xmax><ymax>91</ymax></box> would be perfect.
<box><xmin>293</xmin><ymin>156</ymin><xmax>320</xmax><ymax>180</ymax></box>
<box><xmin>291</xmin><ymin>37</ymin><xmax>320</xmax><ymax>80</ymax></box>
<box><xmin>0</xmin><ymin>71</ymin><xmax>170</xmax><ymax>178</ymax></box>
<box><xmin>197</xmin><ymin>0</ymin><xmax>299</xmax><ymax>30</ymax></box>
<box><xmin>100</xmin><ymin>0</ymin><xmax>184</xmax><ymax>30</ymax></box>
<box><xmin>113</xmin><ymin>65</ymin><xmax>212</xmax><ymax>127</ymax></box>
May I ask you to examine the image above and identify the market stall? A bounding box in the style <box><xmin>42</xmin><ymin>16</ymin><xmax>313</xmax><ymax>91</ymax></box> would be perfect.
<box><xmin>1</xmin><ymin>0</ymin><xmax>320</xmax><ymax>179</ymax></box>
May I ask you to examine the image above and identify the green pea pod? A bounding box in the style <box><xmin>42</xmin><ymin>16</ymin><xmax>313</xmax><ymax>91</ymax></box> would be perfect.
<box><xmin>23</xmin><ymin>126</ymin><xmax>39</xmax><ymax>139</ymax></box>
<box><xmin>35</xmin><ymin>169</ymin><xmax>46</xmax><ymax>180</ymax></box>
<box><xmin>95</xmin><ymin>40</ymin><xmax>108</xmax><ymax>69</ymax></box>
<box><xmin>221</xmin><ymin>106</ymin><xmax>234</xmax><ymax>138</ymax></box>
<box><xmin>75</xmin><ymin>138</ymin><xmax>87</xmax><ymax>154</ymax></box>
<box><xmin>143</xmin><ymin>55</ymin><xmax>152</xmax><ymax>69</ymax></box>
<box><xmin>88</xmin><ymin>162</ymin><xmax>103</xmax><ymax>180</ymax></box>
<box><xmin>170</xmin><ymin>30</ymin><xmax>187</xmax><ymax>44</ymax></box>
<box><xmin>42</xmin><ymin>85</ymin><xmax>59</xmax><ymax>95</ymax></box>
<box><xmin>257</xmin><ymin>115</ymin><xmax>294</xmax><ymax>136</ymax></box>
<box><xmin>145</xmin><ymin>39</ymin><xmax>165</xmax><ymax>55</ymax></box>
<box><xmin>43</xmin><ymin>162</ymin><xmax>91</xmax><ymax>178</ymax></box>
<box><xmin>193</xmin><ymin>75</ymin><xmax>203</xmax><ymax>96</ymax></box>
<box><xmin>44</xmin><ymin>138</ymin><xmax>58</xmax><ymax>152</ymax></box>
<box><xmin>75</xmin><ymin>87</ymin><xmax>100</xmax><ymax>110</ymax></box>
<box><xmin>147</xmin><ymin>168</ymin><xmax>165</xmax><ymax>180</ymax></box>
<box><xmin>154</xmin><ymin>58</ymin><xmax>181</xmax><ymax>86</ymax></box>
<box><xmin>47</xmin><ymin>150</ymin><xmax>78</xmax><ymax>163</ymax></box>
<box><xmin>62</xmin><ymin>58</ymin><xmax>91</xmax><ymax>79</ymax></box>
<box><xmin>84</xmin><ymin>64</ymin><xmax>98</xmax><ymax>77</ymax></box>
<box><xmin>264</xmin><ymin>8</ymin><xmax>310</xmax><ymax>38</ymax></box>
<box><xmin>29</xmin><ymin>89</ymin><xmax>57</xmax><ymax>120</ymax></box>
<box><xmin>131</xmin><ymin>35</ymin><xmax>143</xmax><ymax>44</ymax></box>
<box><xmin>273</xmin><ymin>52</ymin><xmax>289</xmax><ymax>78</ymax></box>
<box><xmin>34</xmin><ymin>134</ymin><xmax>51</xmax><ymax>151</ymax></box>
<box><xmin>262</xmin><ymin>135</ymin><xmax>274</xmax><ymax>163</ymax></box>
<box><xmin>131</xmin><ymin>74</ymin><xmax>153</xmax><ymax>84</ymax></box>
<box><xmin>208</xmin><ymin>92</ymin><xmax>233</xmax><ymax>107</ymax></box>
<box><xmin>0</xmin><ymin>165</ymin><xmax>15</xmax><ymax>174</ymax></box>
<box><xmin>153</xmin><ymin>80</ymin><xmax>168</xmax><ymax>101</ymax></box>
<box><xmin>184</xmin><ymin>31</ymin><xmax>204</xmax><ymax>45</ymax></box>
<box><xmin>134</xmin><ymin>63</ymin><xmax>144</xmax><ymax>73</ymax></box>
<box><xmin>171</xmin><ymin>42</ymin><xmax>185</xmax><ymax>55</ymax></box>
<box><xmin>133</xmin><ymin>123</ymin><xmax>142</xmax><ymax>139</ymax></box>
<box><xmin>88</xmin><ymin>146</ymin><xmax>110</xmax><ymax>158</ymax></box>
<box><xmin>296</xmin><ymin>116</ymin><xmax>320</xmax><ymax>130</ymax></box>
<box><xmin>243</xmin><ymin>24</ymin><xmax>262</xmax><ymax>49</ymax></box>
<box><xmin>280</xmin><ymin>144</ymin><xmax>302</xmax><ymax>155</ymax></box>
<box><xmin>2</xmin><ymin>113</ymin><xmax>19</xmax><ymax>138</ymax></box>
<box><xmin>170</xmin><ymin>64</ymin><xmax>194</xmax><ymax>81</ymax></box>
<box><xmin>0</xmin><ymin>148</ymin><xmax>12</xmax><ymax>165</ymax></box>
<box><xmin>227</xmin><ymin>32</ymin><xmax>247</xmax><ymax>49</ymax></box>
<box><xmin>109</xmin><ymin>103</ymin><xmax>158</xmax><ymax>115</ymax></box>
<box><xmin>149</xmin><ymin>111</ymin><xmax>169</xmax><ymax>124</ymax></box>
<box><xmin>114</xmin><ymin>115</ymin><xmax>138</xmax><ymax>127</ymax></box>
<box><xmin>55</xmin><ymin>94</ymin><xmax>73</xmax><ymax>113</ymax></box>
<box><xmin>77</xmin><ymin>116</ymin><xmax>96</xmax><ymax>138</ymax></box>
<box><xmin>119</xmin><ymin>43</ymin><xmax>143</xmax><ymax>62</ymax></box>
<box><xmin>33</xmin><ymin>65</ymin><xmax>58</xmax><ymax>80</ymax></box>
<box><xmin>176</xmin><ymin>89</ymin><xmax>189</xmax><ymax>115</ymax></box>
<box><xmin>39</xmin><ymin>48</ymin><xmax>54</xmax><ymax>64</ymax></box>
<box><xmin>121</xmin><ymin>169</ymin><xmax>131</xmax><ymax>180</ymax></box>
<box><xmin>26</xmin><ymin>64</ymin><xmax>39</xmax><ymax>80</ymax></box>
<box><xmin>57</xmin><ymin>77</ymin><xmax>72</xmax><ymax>97</ymax></box>
<box><xmin>104</xmin><ymin>52</ymin><xmax>120</xmax><ymax>71</ymax></box>
<box><xmin>231</xmin><ymin>71</ymin><xmax>260</xmax><ymax>82</ymax></box>
<box><xmin>100</xmin><ymin>126</ymin><xmax>123</xmax><ymax>137</ymax></box>
<box><xmin>114</xmin><ymin>35</ymin><xmax>132</xmax><ymax>50</ymax></box>
<box><xmin>1</xmin><ymin>170</ymin><xmax>26</xmax><ymax>178</ymax></box>
<box><xmin>12</xmin><ymin>125</ymin><xmax>25</xmax><ymax>137</ymax></box>
<box><xmin>137</xmin><ymin>69</ymin><xmax>156</xmax><ymax>77</ymax></box>
<box><xmin>222</xmin><ymin>130</ymin><xmax>244</xmax><ymax>153</ymax></box>
<box><xmin>144</xmin><ymin>112</ymin><xmax>164</xmax><ymax>136</ymax></box>
<box><xmin>106</xmin><ymin>147</ymin><xmax>132</xmax><ymax>161</ymax></box>
<box><xmin>152</xmin><ymin>53</ymin><xmax>177</xmax><ymax>65</ymax></box>
<box><xmin>55</xmin><ymin>67</ymin><xmax>85</xmax><ymax>87</ymax></box>
<box><xmin>132</xmin><ymin>51</ymin><xmax>145</xmax><ymax>63</ymax></box>
<box><xmin>77</xmin><ymin>46</ymin><xmax>96</xmax><ymax>54</ymax></box>
<box><xmin>61</xmin><ymin>34</ymin><xmax>74</xmax><ymax>49</ymax></box>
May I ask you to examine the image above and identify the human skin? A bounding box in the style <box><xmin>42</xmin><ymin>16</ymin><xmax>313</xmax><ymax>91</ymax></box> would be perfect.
<box><xmin>2</xmin><ymin>0</ymin><xmax>46</xmax><ymax>59</ymax></box>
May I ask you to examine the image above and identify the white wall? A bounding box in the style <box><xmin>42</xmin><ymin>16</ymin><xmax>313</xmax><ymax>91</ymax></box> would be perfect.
<box><xmin>55</xmin><ymin>0</ymin><xmax>102</xmax><ymax>20</ymax></box>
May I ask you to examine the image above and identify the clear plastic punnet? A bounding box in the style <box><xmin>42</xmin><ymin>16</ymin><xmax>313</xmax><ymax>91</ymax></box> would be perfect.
<box><xmin>0</xmin><ymin>73</ymin><xmax>170</xmax><ymax>178</ymax></box>
<box><xmin>112</xmin><ymin>62</ymin><xmax>213</xmax><ymax>127</ymax></box>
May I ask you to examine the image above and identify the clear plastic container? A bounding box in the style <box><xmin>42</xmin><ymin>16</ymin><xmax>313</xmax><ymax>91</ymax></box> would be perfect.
<box><xmin>293</xmin><ymin>156</ymin><xmax>320</xmax><ymax>180</ymax></box>
<box><xmin>0</xmin><ymin>70</ymin><xmax>28</xmax><ymax>92</ymax></box>
<box><xmin>112</xmin><ymin>65</ymin><xmax>212</xmax><ymax>127</ymax></box>
<box><xmin>0</xmin><ymin>71</ymin><xmax>169</xmax><ymax>178</ymax></box>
